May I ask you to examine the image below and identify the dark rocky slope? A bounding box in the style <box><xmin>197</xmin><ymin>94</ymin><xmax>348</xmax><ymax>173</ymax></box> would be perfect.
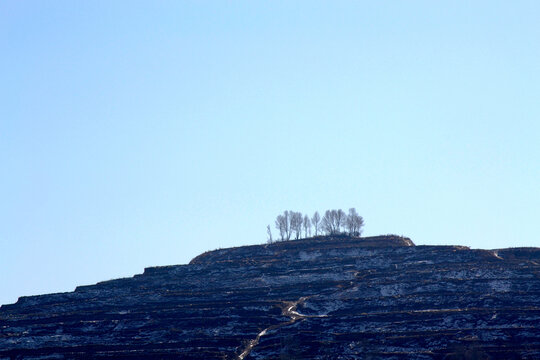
<box><xmin>1</xmin><ymin>235</ymin><xmax>539</xmax><ymax>359</ymax></box>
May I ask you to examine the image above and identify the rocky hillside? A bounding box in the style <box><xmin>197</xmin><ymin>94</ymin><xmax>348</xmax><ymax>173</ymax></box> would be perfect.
<box><xmin>1</xmin><ymin>235</ymin><xmax>539</xmax><ymax>359</ymax></box>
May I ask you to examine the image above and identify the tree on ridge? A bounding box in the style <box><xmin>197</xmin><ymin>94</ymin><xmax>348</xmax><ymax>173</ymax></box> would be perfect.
<box><xmin>345</xmin><ymin>208</ymin><xmax>364</xmax><ymax>236</ymax></box>
<box><xmin>321</xmin><ymin>209</ymin><xmax>346</xmax><ymax>235</ymax></box>
<box><xmin>275</xmin><ymin>211</ymin><xmax>291</xmax><ymax>241</ymax></box>
<box><xmin>291</xmin><ymin>211</ymin><xmax>303</xmax><ymax>240</ymax></box>
<box><xmin>267</xmin><ymin>225</ymin><xmax>273</xmax><ymax>243</ymax></box>
<box><xmin>303</xmin><ymin>215</ymin><xmax>311</xmax><ymax>238</ymax></box>
<box><xmin>272</xmin><ymin>208</ymin><xmax>364</xmax><ymax>240</ymax></box>
<box><xmin>311</xmin><ymin>211</ymin><xmax>321</xmax><ymax>236</ymax></box>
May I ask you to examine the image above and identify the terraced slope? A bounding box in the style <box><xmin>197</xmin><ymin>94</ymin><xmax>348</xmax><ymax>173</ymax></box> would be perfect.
<box><xmin>1</xmin><ymin>235</ymin><xmax>539</xmax><ymax>359</ymax></box>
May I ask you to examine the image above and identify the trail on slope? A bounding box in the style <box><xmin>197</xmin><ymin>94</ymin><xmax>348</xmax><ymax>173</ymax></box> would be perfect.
<box><xmin>236</xmin><ymin>296</ymin><xmax>327</xmax><ymax>360</ymax></box>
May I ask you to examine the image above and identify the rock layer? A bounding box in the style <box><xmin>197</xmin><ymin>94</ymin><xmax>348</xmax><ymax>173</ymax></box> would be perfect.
<box><xmin>1</xmin><ymin>235</ymin><xmax>539</xmax><ymax>359</ymax></box>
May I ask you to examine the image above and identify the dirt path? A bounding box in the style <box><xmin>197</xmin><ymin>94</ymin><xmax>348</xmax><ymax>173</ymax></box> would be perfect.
<box><xmin>236</xmin><ymin>296</ymin><xmax>327</xmax><ymax>360</ymax></box>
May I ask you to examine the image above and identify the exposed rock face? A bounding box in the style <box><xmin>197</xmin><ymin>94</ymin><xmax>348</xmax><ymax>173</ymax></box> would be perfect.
<box><xmin>1</xmin><ymin>235</ymin><xmax>539</xmax><ymax>359</ymax></box>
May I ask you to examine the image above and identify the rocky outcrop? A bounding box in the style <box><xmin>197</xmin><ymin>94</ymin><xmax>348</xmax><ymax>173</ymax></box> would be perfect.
<box><xmin>1</xmin><ymin>235</ymin><xmax>539</xmax><ymax>359</ymax></box>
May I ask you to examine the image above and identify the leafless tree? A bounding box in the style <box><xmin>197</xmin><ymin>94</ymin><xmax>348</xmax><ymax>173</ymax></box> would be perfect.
<box><xmin>322</xmin><ymin>209</ymin><xmax>347</xmax><ymax>234</ymax></box>
<box><xmin>303</xmin><ymin>215</ymin><xmax>311</xmax><ymax>238</ymax></box>
<box><xmin>345</xmin><ymin>209</ymin><xmax>355</xmax><ymax>235</ymax></box>
<box><xmin>290</xmin><ymin>211</ymin><xmax>303</xmax><ymax>240</ymax></box>
<box><xmin>272</xmin><ymin>208</ymin><xmax>363</xmax><ymax>241</ymax></box>
<box><xmin>275</xmin><ymin>211</ymin><xmax>291</xmax><ymax>241</ymax></box>
<box><xmin>346</xmin><ymin>208</ymin><xmax>364</xmax><ymax>236</ymax></box>
<box><xmin>345</xmin><ymin>208</ymin><xmax>364</xmax><ymax>236</ymax></box>
<box><xmin>275</xmin><ymin>215</ymin><xmax>285</xmax><ymax>241</ymax></box>
<box><xmin>267</xmin><ymin>225</ymin><xmax>273</xmax><ymax>243</ymax></box>
<box><xmin>356</xmin><ymin>215</ymin><xmax>364</xmax><ymax>236</ymax></box>
<box><xmin>335</xmin><ymin>209</ymin><xmax>346</xmax><ymax>231</ymax></box>
<box><xmin>311</xmin><ymin>211</ymin><xmax>321</xmax><ymax>236</ymax></box>
<box><xmin>321</xmin><ymin>210</ymin><xmax>334</xmax><ymax>234</ymax></box>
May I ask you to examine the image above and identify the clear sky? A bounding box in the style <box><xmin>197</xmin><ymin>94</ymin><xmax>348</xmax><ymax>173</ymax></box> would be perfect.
<box><xmin>1</xmin><ymin>1</ymin><xmax>539</xmax><ymax>306</ymax></box>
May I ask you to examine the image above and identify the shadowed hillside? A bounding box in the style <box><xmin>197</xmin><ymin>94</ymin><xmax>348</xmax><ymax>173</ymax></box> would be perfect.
<box><xmin>1</xmin><ymin>235</ymin><xmax>539</xmax><ymax>359</ymax></box>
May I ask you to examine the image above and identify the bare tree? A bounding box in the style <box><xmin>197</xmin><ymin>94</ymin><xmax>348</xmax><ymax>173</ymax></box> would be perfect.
<box><xmin>321</xmin><ymin>210</ymin><xmax>334</xmax><ymax>235</ymax></box>
<box><xmin>356</xmin><ymin>215</ymin><xmax>364</xmax><ymax>236</ymax></box>
<box><xmin>275</xmin><ymin>211</ymin><xmax>291</xmax><ymax>241</ymax></box>
<box><xmin>345</xmin><ymin>208</ymin><xmax>358</xmax><ymax>236</ymax></box>
<box><xmin>272</xmin><ymin>208</ymin><xmax>362</xmax><ymax>241</ymax></box>
<box><xmin>303</xmin><ymin>215</ymin><xmax>311</xmax><ymax>238</ymax></box>
<box><xmin>322</xmin><ymin>209</ymin><xmax>347</xmax><ymax>234</ymax></box>
<box><xmin>345</xmin><ymin>208</ymin><xmax>364</xmax><ymax>236</ymax></box>
<box><xmin>267</xmin><ymin>224</ymin><xmax>273</xmax><ymax>243</ymax></box>
<box><xmin>275</xmin><ymin>215</ymin><xmax>285</xmax><ymax>241</ymax></box>
<box><xmin>335</xmin><ymin>209</ymin><xmax>346</xmax><ymax>232</ymax></box>
<box><xmin>345</xmin><ymin>209</ymin><xmax>355</xmax><ymax>235</ymax></box>
<box><xmin>290</xmin><ymin>211</ymin><xmax>303</xmax><ymax>240</ymax></box>
<box><xmin>311</xmin><ymin>211</ymin><xmax>321</xmax><ymax>236</ymax></box>
<box><xmin>284</xmin><ymin>211</ymin><xmax>293</xmax><ymax>240</ymax></box>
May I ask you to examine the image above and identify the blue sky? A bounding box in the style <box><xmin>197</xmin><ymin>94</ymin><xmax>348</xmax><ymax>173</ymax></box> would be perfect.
<box><xmin>1</xmin><ymin>1</ymin><xmax>539</xmax><ymax>305</ymax></box>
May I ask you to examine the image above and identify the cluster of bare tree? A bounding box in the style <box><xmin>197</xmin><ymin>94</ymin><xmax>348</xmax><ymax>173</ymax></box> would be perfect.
<box><xmin>267</xmin><ymin>208</ymin><xmax>364</xmax><ymax>243</ymax></box>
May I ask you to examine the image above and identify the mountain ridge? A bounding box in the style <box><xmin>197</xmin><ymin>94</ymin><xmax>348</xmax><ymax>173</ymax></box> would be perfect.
<box><xmin>1</xmin><ymin>235</ymin><xmax>539</xmax><ymax>359</ymax></box>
